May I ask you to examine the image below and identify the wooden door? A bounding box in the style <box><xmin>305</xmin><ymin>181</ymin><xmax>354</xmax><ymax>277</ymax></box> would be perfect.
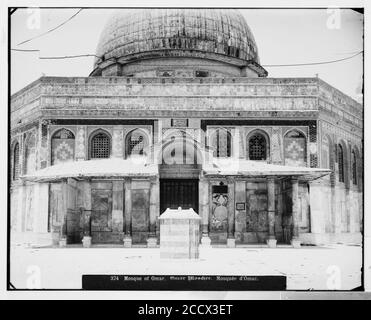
<box><xmin>160</xmin><ymin>179</ymin><xmax>199</xmax><ymax>214</ymax></box>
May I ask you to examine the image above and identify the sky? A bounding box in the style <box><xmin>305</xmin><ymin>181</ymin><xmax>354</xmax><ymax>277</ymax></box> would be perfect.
<box><xmin>10</xmin><ymin>8</ymin><xmax>363</xmax><ymax>102</ymax></box>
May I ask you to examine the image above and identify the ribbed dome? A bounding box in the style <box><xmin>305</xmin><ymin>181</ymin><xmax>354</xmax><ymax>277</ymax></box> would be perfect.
<box><xmin>94</xmin><ymin>9</ymin><xmax>261</xmax><ymax>69</ymax></box>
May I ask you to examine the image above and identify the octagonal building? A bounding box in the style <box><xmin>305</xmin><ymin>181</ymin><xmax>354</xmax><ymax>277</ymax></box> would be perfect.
<box><xmin>10</xmin><ymin>9</ymin><xmax>363</xmax><ymax>248</ymax></box>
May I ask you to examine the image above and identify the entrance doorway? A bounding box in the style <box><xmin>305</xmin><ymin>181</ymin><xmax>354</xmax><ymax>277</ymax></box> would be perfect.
<box><xmin>160</xmin><ymin>179</ymin><xmax>199</xmax><ymax>214</ymax></box>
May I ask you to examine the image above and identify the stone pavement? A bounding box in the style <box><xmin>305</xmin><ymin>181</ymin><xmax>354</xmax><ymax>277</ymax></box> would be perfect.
<box><xmin>10</xmin><ymin>244</ymin><xmax>362</xmax><ymax>290</ymax></box>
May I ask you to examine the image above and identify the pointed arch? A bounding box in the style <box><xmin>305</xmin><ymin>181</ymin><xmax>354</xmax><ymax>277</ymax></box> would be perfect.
<box><xmin>284</xmin><ymin>129</ymin><xmax>307</xmax><ymax>167</ymax></box>
<box><xmin>246</xmin><ymin>129</ymin><xmax>269</xmax><ymax>160</ymax></box>
<box><xmin>89</xmin><ymin>129</ymin><xmax>111</xmax><ymax>159</ymax></box>
<box><xmin>125</xmin><ymin>128</ymin><xmax>150</xmax><ymax>157</ymax></box>
<box><xmin>51</xmin><ymin>128</ymin><xmax>75</xmax><ymax>165</ymax></box>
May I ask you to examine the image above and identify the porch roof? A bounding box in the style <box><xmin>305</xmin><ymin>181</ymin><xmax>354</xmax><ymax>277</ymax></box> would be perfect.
<box><xmin>203</xmin><ymin>159</ymin><xmax>331</xmax><ymax>181</ymax></box>
<box><xmin>22</xmin><ymin>157</ymin><xmax>158</xmax><ymax>182</ymax></box>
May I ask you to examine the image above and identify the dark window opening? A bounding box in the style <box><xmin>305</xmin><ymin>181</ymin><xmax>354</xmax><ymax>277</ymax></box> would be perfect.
<box><xmin>195</xmin><ymin>70</ymin><xmax>209</xmax><ymax>77</ymax></box>
<box><xmin>248</xmin><ymin>133</ymin><xmax>267</xmax><ymax>160</ymax></box>
<box><xmin>90</xmin><ymin>132</ymin><xmax>111</xmax><ymax>159</ymax></box>
<box><xmin>212</xmin><ymin>185</ymin><xmax>228</xmax><ymax>193</ymax></box>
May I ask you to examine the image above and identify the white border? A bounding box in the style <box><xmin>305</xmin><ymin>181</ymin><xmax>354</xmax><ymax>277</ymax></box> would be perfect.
<box><xmin>0</xmin><ymin>0</ymin><xmax>369</xmax><ymax>300</ymax></box>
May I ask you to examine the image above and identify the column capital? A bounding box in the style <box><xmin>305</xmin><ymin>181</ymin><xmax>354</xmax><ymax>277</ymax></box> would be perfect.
<box><xmin>267</xmin><ymin>177</ymin><xmax>275</xmax><ymax>184</ymax></box>
<box><xmin>291</xmin><ymin>177</ymin><xmax>299</xmax><ymax>183</ymax></box>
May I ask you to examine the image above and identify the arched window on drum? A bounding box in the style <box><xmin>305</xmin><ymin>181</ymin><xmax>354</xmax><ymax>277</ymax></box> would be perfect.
<box><xmin>284</xmin><ymin>130</ymin><xmax>307</xmax><ymax>167</ymax></box>
<box><xmin>211</xmin><ymin>128</ymin><xmax>232</xmax><ymax>158</ymax></box>
<box><xmin>126</xmin><ymin>129</ymin><xmax>148</xmax><ymax>157</ymax></box>
<box><xmin>51</xmin><ymin>128</ymin><xmax>75</xmax><ymax>165</ymax></box>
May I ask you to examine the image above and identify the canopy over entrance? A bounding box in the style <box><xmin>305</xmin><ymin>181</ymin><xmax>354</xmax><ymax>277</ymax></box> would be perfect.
<box><xmin>204</xmin><ymin>159</ymin><xmax>331</xmax><ymax>181</ymax></box>
<box><xmin>22</xmin><ymin>158</ymin><xmax>158</xmax><ymax>182</ymax></box>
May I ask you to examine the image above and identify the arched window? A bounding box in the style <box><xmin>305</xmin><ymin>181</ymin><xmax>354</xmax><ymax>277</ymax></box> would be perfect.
<box><xmin>51</xmin><ymin>128</ymin><xmax>75</xmax><ymax>165</ymax></box>
<box><xmin>248</xmin><ymin>132</ymin><xmax>267</xmax><ymax>160</ymax></box>
<box><xmin>126</xmin><ymin>130</ymin><xmax>148</xmax><ymax>156</ymax></box>
<box><xmin>338</xmin><ymin>144</ymin><xmax>344</xmax><ymax>183</ymax></box>
<box><xmin>12</xmin><ymin>142</ymin><xmax>20</xmax><ymax>180</ymax></box>
<box><xmin>284</xmin><ymin>130</ymin><xmax>306</xmax><ymax>167</ymax></box>
<box><xmin>90</xmin><ymin>131</ymin><xmax>111</xmax><ymax>159</ymax></box>
<box><xmin>24</xmin><ymin>132</ymin><xmax>36</xmax><ymax>174</ymax></box>
<box><xmin>352</xmin><ymin>150</ymin><xmax>357</xmax><ymax>185</ymax></box>
<box><xmin>211</xmin><ymin>128</ymin><xmax>232</xmax><ymax>158</ymax></box>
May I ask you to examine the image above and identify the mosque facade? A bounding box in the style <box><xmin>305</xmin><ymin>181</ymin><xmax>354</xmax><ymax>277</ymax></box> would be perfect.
<box><xmin>10</xmin><ymin>9</ymin><xmax>363</xmax><ymax>247</ymax></box>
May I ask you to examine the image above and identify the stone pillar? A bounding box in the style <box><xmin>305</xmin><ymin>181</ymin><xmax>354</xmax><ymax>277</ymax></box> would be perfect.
<box><xmin>81</xmin><ymin>180</ymin><xmax>92</xmax><ymax>247</ymax></box>
<box><xmin>123</xmin><ymin>179</ymin><xmax>132</xmax><ymax>247</ymax></box>
<box><xmin>112</xmin><ymin>127</ymin><xmax>124</xmax><ymax>158</ymax></box>
<box><xmin>82</xmin><ymin>209</ymin><xmax>92</xmax><ymax>248</ymax></box>
<box><xmin>267</xmin><ymin>177</ymin><xmax>277</xmax><ymax>248</ymax></box>
<box><xmin>147</xmin><ymin>177</ymin><xmax>159</xmax><ymax>247</ymax></box>
<box><xmin>75</xmin><ymin>126</ymin><xmax>87</xmax><ymax>161</ymax></box>
<box><xmin>333</xmin><ymin>185</ymin><xmax>342</xmax><ymax>234</ymax></box>
<box><xmin>348</xmin><ymin>189</ymin><xmax>357</xmax><ymax>233</ymax></box>
<box><xmin>309</xmin><ymin>180</ymin><xmax>327</xmax><ymax>245</ymax></box>
<box><xmin>33</xmin><ymin>183</ymin><xmax>49</xmax><ymax>233</ymax></box>
<box><xmin>345</xmin><ymin>188</ymin><xmax>352</xmax><ymax>233</ymax></box>
<box><xmin>59</xmin><ymin>214</ymin><xmax>67</xmax><ymax>247</ymax></box>
<box><xmin>227</xmin><ymin>179</ymin><xmax>235</xmax><ymax>247</ymax></box>
<box><xmin>59</xmin><ymin>179</ymin><xmax>68</xmax><ymax>247</ymax></box>
<box><xmin>232</xmin><ymin>127</ymin><xmax>240</xmax><ymax>159</ymax></box>
<box><xmin>112</xmin><ymin>180</ymin><xmax>124</xmax><ymax>235</ymax></box>
<box><xmin>234</xmin><ymin>180</ymin><xmax>246</xmax><ymax>244</ymax></box>
<box><xmin>16</xmin><ymin>183</ymin><xmax>25</xmax><ymax>233</ymax></box>
<box><xmin>291</xmin><ymin>178</ymin><xmax>301</xmax><ymax>248</ymax></box>
<box><xmin>200</xmin><ymin>177</ymin><xmax>211</xmax><ymax>246</ymax></box>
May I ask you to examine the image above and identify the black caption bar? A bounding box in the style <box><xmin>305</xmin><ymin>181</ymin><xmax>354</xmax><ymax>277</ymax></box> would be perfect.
<box><xmin>82</xmin><ymin>275</ymin><xmax>286</xmax><ymax>290</ymax></box>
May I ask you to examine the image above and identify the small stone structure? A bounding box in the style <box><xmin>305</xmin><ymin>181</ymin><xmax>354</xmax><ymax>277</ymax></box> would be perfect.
<box><xmin>159</xmin><ymin>207</ymin><xmax>201</xmax><ymax>259</ymax></box>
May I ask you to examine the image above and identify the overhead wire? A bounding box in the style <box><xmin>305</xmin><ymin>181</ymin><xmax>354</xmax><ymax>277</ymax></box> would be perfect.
<box><xmin>16</xmin><ymin>8</ymin><xmax>83</xmax><ymax>46</ymax></box>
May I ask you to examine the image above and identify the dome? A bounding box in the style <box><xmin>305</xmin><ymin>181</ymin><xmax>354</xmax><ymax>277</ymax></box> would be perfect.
<box><xmin>92</xmin><ymin>9</ymin><xmax>266</xmax><ymax>77</ymax></box>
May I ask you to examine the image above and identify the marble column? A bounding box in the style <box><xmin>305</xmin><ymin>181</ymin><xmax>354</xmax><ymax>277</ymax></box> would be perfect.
<box><xmin>291</xmin><ymin>178</ymin><xmax>301</xmax><ymax>248</ymax></box>
<box><xmin>81</xmin><ymin>180</ymin><xmax>92</xmax><ymax>247</ymax></box>
<box><xmin>112</xmin><ymin>180</ymin><xmax>124</xmax><ymax>238</ymax></box>
<box><xmin>33</xmin><ymin>182</ymin><xmax>49</xmax><ymax>233</ymax></box>
<box><xmin>200</xmin><ymin>177</ymin><xmax>211</xmax><ymax>246</ymax></box>
<box><xmin>15</xmin><ymin>183</ymin><xmax>25</xmax><ymax>233</ymax></box>
<box><xmin>112</xmin><ymin>126</ymin><xmax>124</xmax><ymax>158</ymax></box>
<box><xmin>75</xmin><ymin>126</ymin><xmax>87</xmax><ymax>161</ymax></box>
<box><xmin>309</xmin><ymin>180</ymin><xmax>328</xmax><ymax>245</ymax></box>
<box><xmin>266</xmin><ymin>177</ymin><xmax>277</xmax><ymax>248</ymax></box>
<box><xmin>123</xmin><ymin>179</ymin><xmax>132</xmax><ymax>247</ymax></box>
<box><xmin>234</xmin><ymin>180</ymin><xmax>246</xmax><ymax>244</ymax></box>
<box><xmin>227</xmin><ymin>179</ymin><xmax>235</xmax><ymax>247</ymax></box>
<box><xmin>59</xmin><ymin>179</ymin><xmax>68</xmax><ymax>247</ymax></box>
<box><xmin>147</xmin><ymin>177</ymin><xmax>159</xmax><ymax>247</ymax></box>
